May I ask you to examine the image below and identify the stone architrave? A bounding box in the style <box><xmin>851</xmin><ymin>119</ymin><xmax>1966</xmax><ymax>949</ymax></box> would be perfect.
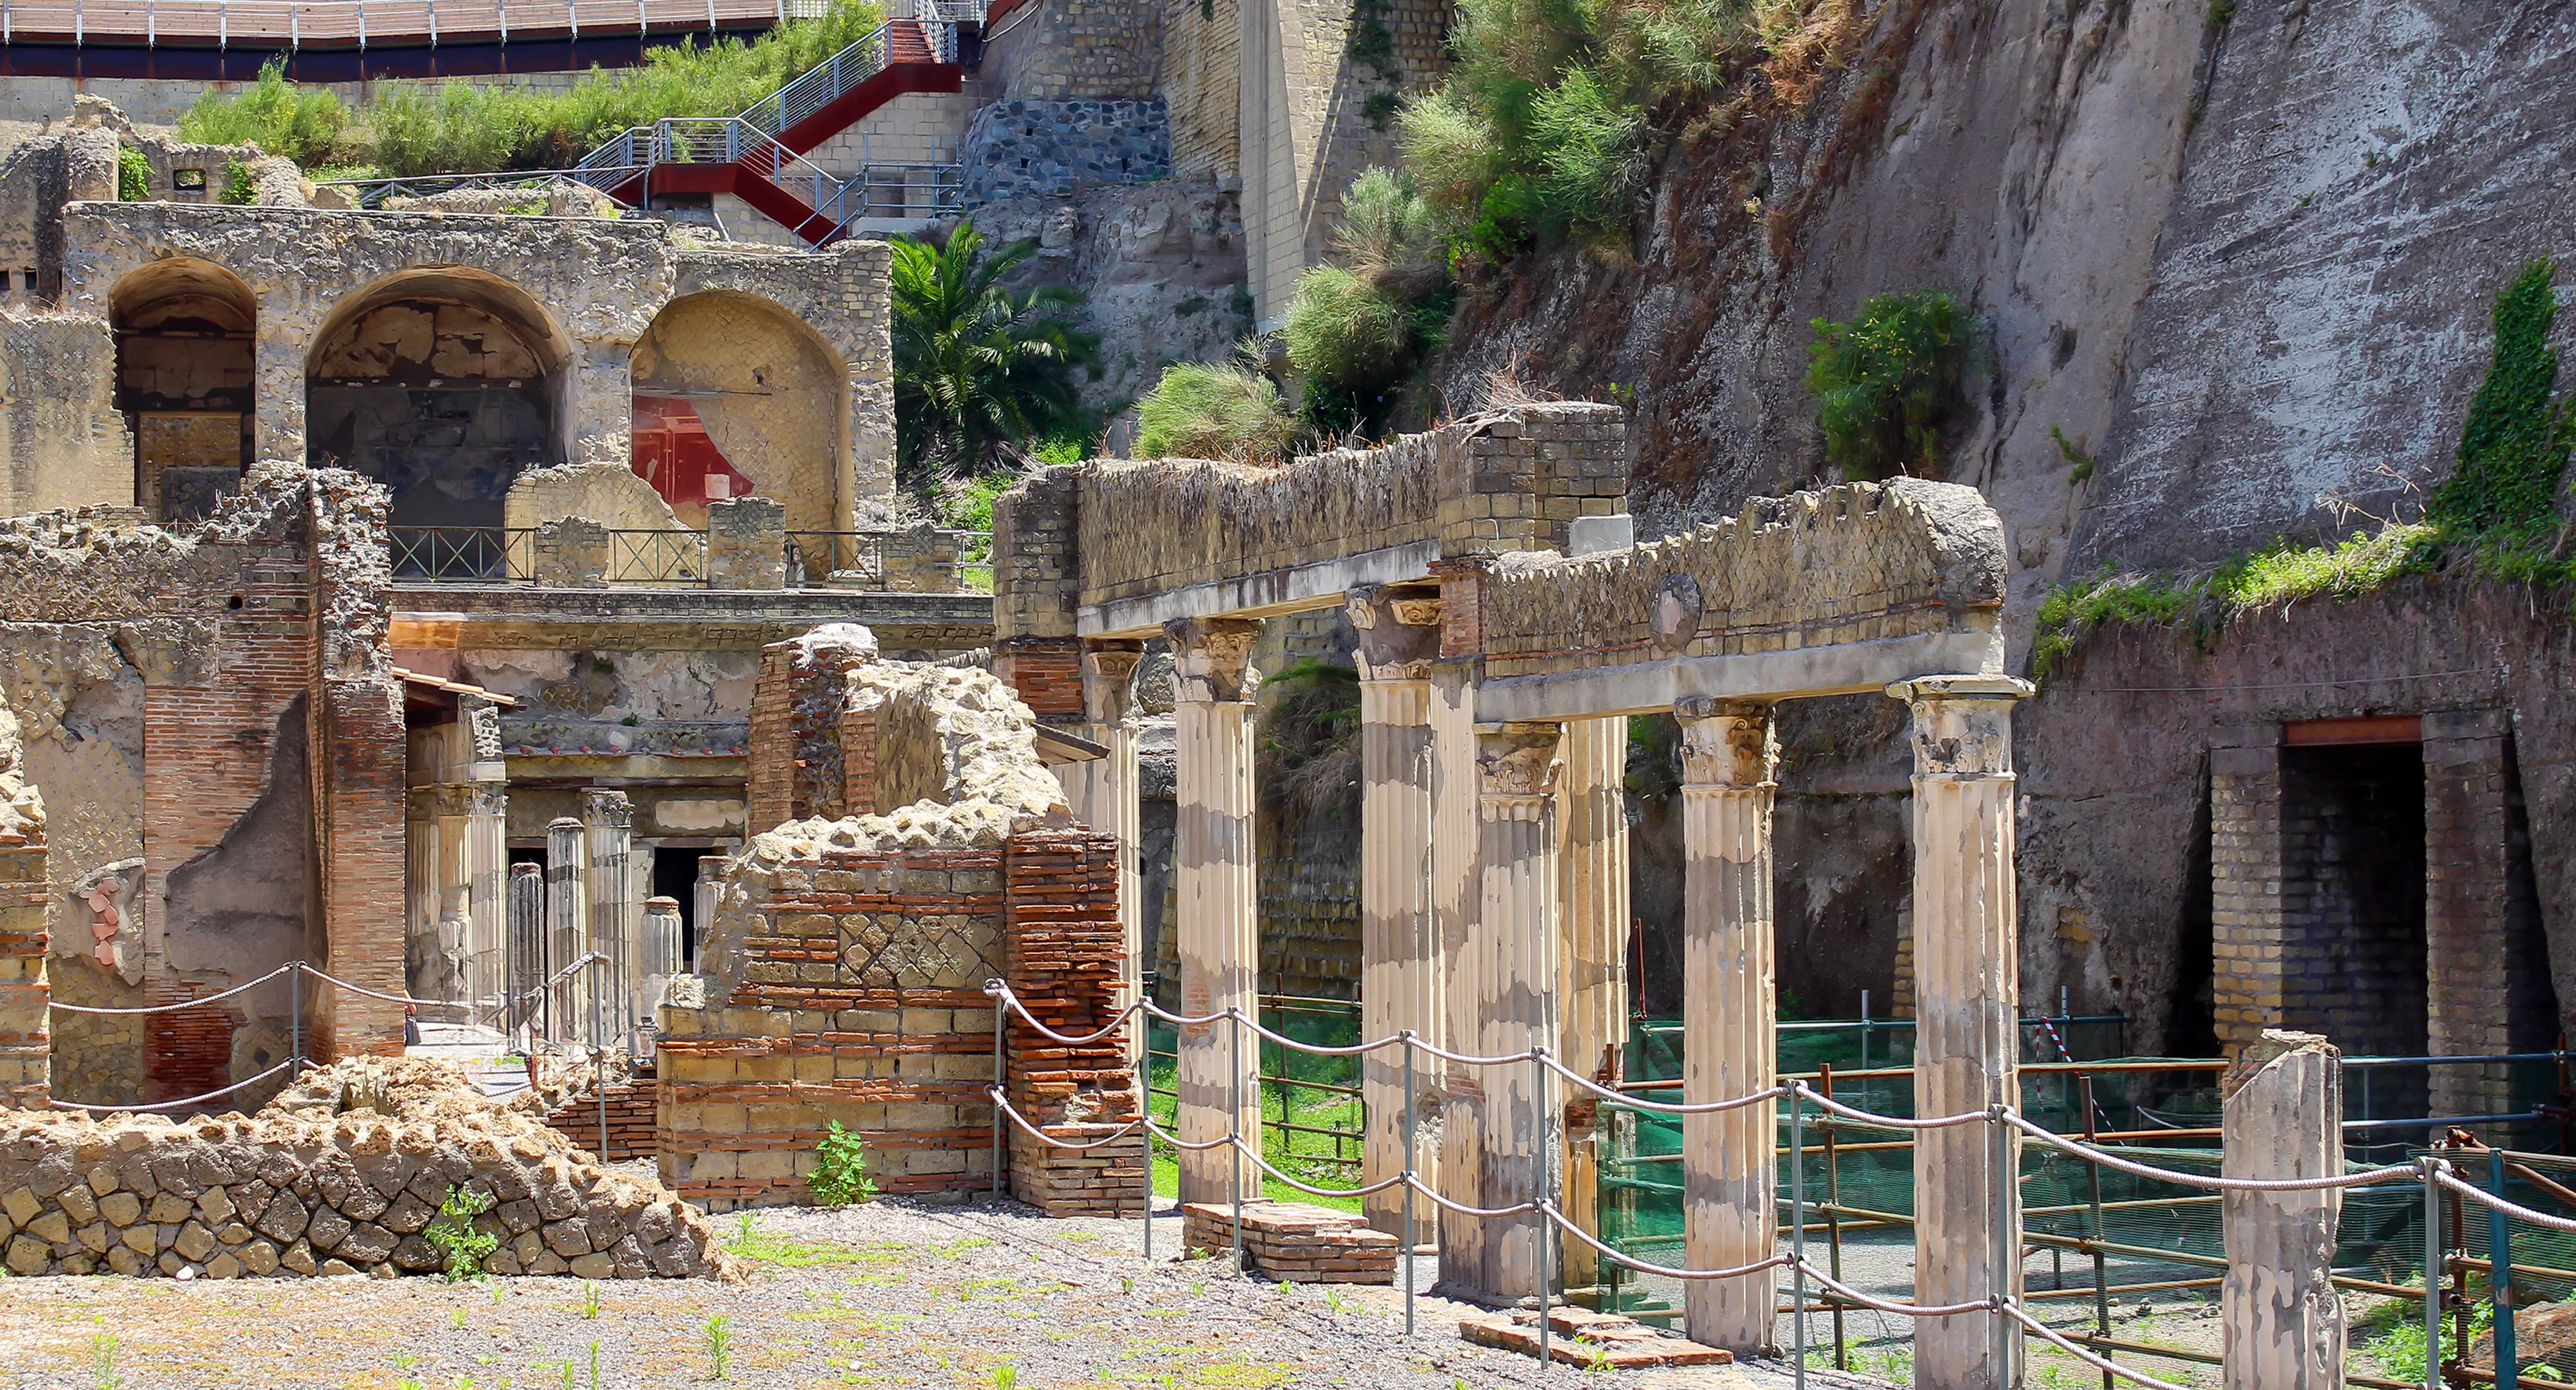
<box><xmin>1166</xmin><ymin>617</ymin><xmax>1263</xmax><ymax>1207</ymax></box>
<box><xmin>2221</xmin><ymin>1030</ymin><xmax>2345</xmax><ymax>1390</ymax></box>
<box><xmin>1074</xmin><ymin>640</ymin><xmax>1146</xmax><ymax>1063</ymax></box>
<box><xmin>1350</xmin><ymin>585</ymin><xmax>1443</xmax><ymax>1244</ymax></box>
<box><xmin>1556</xmin><ymin>711</ymin><xmax>1629</xmax><ymax>1288</ymax></box>
<box><xmin>1458</xmin><ymin>719</ymin><xmax>1561</xmax><ymax>1302</ymax></box>
<box><xmin>1677</xmin><ymin>698</ymin><xmax>1777</xmax><ymax>1354</ymax></box>
<box><xmin>1888</xmin><ymin>675</ymin><xmax>2033</xmax><ymax>1390</ymax></box>
<box><xmin>545</xmin><ymin>817</ymin><xmax>588</xmax><ymax>1044</ymax></box>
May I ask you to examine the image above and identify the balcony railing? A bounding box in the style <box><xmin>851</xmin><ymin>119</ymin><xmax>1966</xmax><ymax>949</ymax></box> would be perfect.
<box><xmin>389</xmin><ymin>525</ymin><xmax>990</xmax><ymax>593</ymax></box>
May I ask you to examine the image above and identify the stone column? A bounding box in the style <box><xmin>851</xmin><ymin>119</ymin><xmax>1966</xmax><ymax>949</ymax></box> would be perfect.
<box><xmin>1430</xmin><ymin>660</ymin><xmax>1483</xmax><ymax>1288</ymax></box>
<box><xmin>464</xmin><ymin>781</ymin><xmax>509</xmax><ymax>1022</ymax></box>
<box><xmin>2220</xmin><ymin>1029</ymin><xmax>2345</xmax><ymax>1390</ymax></box>
<box><xmin>639</xmin><ymin>896</ymin><xmax>686</xmax><ymax>1041</ymax></box>
<box><xmin>1558</xmin><ymin>713</ymin><xmax>1630</xmax><ymax>1289</ymax></box>
<box><xmin>695</xmin><ymin>855</ymin><xmax>728</xmax><ymax>972</ymax></box>
<box><xmin>1888</xmin><ymin>675</ymin><xmax>2032</xmax><ymax>1390</ymax></box>
<box><xmin>545</xmin><ymin>817</ymin><xmax>588</xmax><ymax>1044</ymax></box>
<box><xmin>433</xmin><ymin>785</ymin><xmax>473</xmax><ymax>1013</ymax></box>
<box><xmin>1077</xmin><ymin>641</ymin><xmax>1146</xmax><ymax>1064</ymax></box>
<box><xmin>508</xmin><ymin>860</ymin><xmax>547</xmax><ymax>1039</ymax></box>
<box><xmin>584</xmin><ymin>789</ymin><xmax>639</xmax><ymax>1049</ymax></box>
<box><xmin>1167</xmin><ymin>617</ymin><xmax>1264</xmax><ymax>1206</ymax></box>
<box><xmin>1351</xmin><ymin>585</ymin><xmax>1443</xmax><ymax>1244</ymax></box>
<box><xmin>1677</xmin><ymin>698</ymin><xmax>1777</xmax><ymax>1353</ymax></box>
<box><xmin>406</xmin><ymin>788</ymin><xmax>441</xmax><ymax>1004</ymax></box>
<box><xmin>2208</xmin><ymin>726</ymin><xmax>2288</xmax><ymax>1054</ymax></box>
<box><xmin>1456</xmin><ymin>720</ymin><xmax>1563</xmax><ymax>1301</ymax></box>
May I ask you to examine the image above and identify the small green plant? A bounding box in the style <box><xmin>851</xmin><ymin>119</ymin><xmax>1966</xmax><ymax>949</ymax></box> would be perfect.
<box><xmin>117</xmin><ymin>147</ymin><xmax>152</xmax><ymax>202</ymax></box>
<box><xmin>424</xmin><ymin>1185</ymin><xmax>499</xmax><ymax>1282</ymax></box>
<box><xmin>1362</xmin><ymin>91</ymin><xmax>1406</xmax><ymax>132</ymax></box>
<box><xmin>450</xmin><ymin>1306</ymin><xmax>468</xmax><ymax>1330</ymax></box>
<box><xmin>2427</xmin><ymin>259</ymin><xmax>2570</xmax><ymax>541</ymax></box>
<box><xmin>703</xmin><ymin>1315</ymin><xmax>734</xmax><ymax>1379</ymax></box>
<box><xmin>580</xmin><ymin>1280</ymin><xmax>602</xmax><ymax>1318</ymax></box>
<box><xmin>2207</xmin><ymin>0</ymin><xmax>2236</xmax><ymax>21</ymax></box>
<box><xmin>807</xmin><ymin>1119</ymin><xmax>881</xmax><ymax>1206</ymax></box>
<box><xmin>993</xmin><ymin>1368</ymin><xmax>1019</xmax><ymax>1390</ymax></box>
<box><xmin>219</xmin><ymin>157</ymin><xmax>259</xmax><ymax>205</ymax></box>
<box><xmin>1805</xmin><ymin>289</ymin><xmax>1968</xmax><ymax>481</ymax></box>
<box><xmin>89</xmin><ymin>1330</ymin><xmax>120</xmax><ymax>1390</ymax></box>
<box><xmin>588</xmin><ymin>1340</ymin><xmax>601</xmax><ymax>1390</ymax></box>
<box><xmin>2050</xmin><ymin>423</ymin><xmax>2097</xmax><ymax>482</ymax></box>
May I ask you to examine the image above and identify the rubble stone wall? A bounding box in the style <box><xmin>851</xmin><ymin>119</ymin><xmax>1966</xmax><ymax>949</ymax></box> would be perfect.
<box><xmin>0</xmin><ymin>1061</ymin><xmax>739</xmax><ymax>1279</ymax></box>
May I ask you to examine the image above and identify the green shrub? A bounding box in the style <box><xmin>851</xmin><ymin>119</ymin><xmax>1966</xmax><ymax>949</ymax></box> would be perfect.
<box><xmin>1805</xmin><ymin>289</ymin><xmax>1967</xmax><ymax>480</ymax></box>
<box><xmin>1257</xmin><ymin>658</ymin><xmax>1362</xmax><ymax>820</ymax></box>
<box><xmin>219</xmin><ymin>158</ymin><xmax>259</xmax><ymax>205</ymax></box>
<box><xmin>1528</xmin><ymin>69</ymin><xmax>1646</xmax><ymax>231</ymax></box>
<box><xmin>180</xmin><ymin>1</ymin><xmax>884</xmax><ymax>176</ymax></box>
<box><xmin>1134</xmin><ymin>361</ymin><xmax>1297</xmax><ymax>462</ymax></box>
<box><xmin>116</xmin><ymin>147</ymin><xmax>151</xmax><ymax>201</ymax></box>
<box><xmin>422</xmin><ymin>1185</ymin><xmax>499</xmax><ymax>1281</ymax></box>
<box><xmin>806</xmin><ymin>1120</ymin><xmax>879</xmax><ymax>1206</ymax></box>
<box><xmin>177</xmin><ymin>58</ymin><xmax>351</xmax><ymax>165</ymax></box>
<box><xmin>890</xmin><ymin>219</ymin><xmax>1095</xmax><ymax>486</ymax></box>
<box><xmin>1284</xmin><ymin>266</ymin><xmax>1412</xmax><ymax>390</ymax></box>
<box><xmin>1334</xmin><ymin>167</ymin><xmax>1445</xmax><ymax>292</ymax></box>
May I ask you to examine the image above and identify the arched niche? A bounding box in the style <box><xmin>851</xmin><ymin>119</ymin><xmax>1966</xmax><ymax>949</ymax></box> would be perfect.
<box><xmin>305</xmin><ymin>268</ymin><xmax>573</xmax><ymax>529</ymax></box>
<box><xmin>630</xmin><ymin>291</ymin><xmax>844</xmax><ymax>532</ymax></box>
<box><xmin>110</xmin><ymin>257</ymin><xmax>256</xmax><ymax>522</ymax></box>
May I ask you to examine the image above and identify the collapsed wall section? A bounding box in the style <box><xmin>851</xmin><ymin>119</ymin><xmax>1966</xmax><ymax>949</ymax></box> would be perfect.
<box><xmin>665</xmin><ymin>651</ymin><xmax>1139</xmax><ymax>1212</ymax></box>
<box><xmin>0</xmin><ymin>465</ymin><xmax>403</xmax><ymax>1109</ymax></box>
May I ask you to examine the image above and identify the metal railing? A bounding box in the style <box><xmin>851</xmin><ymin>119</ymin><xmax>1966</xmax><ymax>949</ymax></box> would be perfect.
<box><xmin>608</xmin><ymin>528</ymin><xmax>709</xmax><ymax>585</ymax></box>
<box><xmin>391</xmin><ymin>525</ymin><xmax>534</xmax><ymax>582</ymax></box>
<box><xmin>738</xmin><ymin>19</ymin><xmax>894</xmax><ymax>135</ymax></box>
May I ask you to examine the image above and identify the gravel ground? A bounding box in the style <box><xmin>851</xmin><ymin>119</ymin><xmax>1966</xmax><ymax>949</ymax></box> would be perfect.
<box><xmin>0</xmin><ymin>1195</ymin><xmax>1889</xmax><ymax>1390</ymax></box>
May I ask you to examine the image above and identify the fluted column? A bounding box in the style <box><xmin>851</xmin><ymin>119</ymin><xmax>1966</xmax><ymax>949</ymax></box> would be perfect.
<box><xmin>1890</xmin><ymin>675</ymin><xmax>2031</xmax><ymax>1390</ymax></box>
<box><xmin>1557</xmin><ymin>713</ymin><xmax>1630</xmax><ymax>1289</ymax></box>
<box><xmin>1461</xmin><ymin>719</ymin><xmax>1562</xmax><ymax>1301</ymax></box>
<box><xmin>545</xmin><ymin>817</ymin><xmax>587</xmax><ymax>1044</ymax></box>
<box><xmin>464</xmin><ymin>782</ymin><xmax>509</xmax><ymax>1021</ymax></box>
<box><xmin>1351</xmin><ymin>585</ymin><xmax>1442</xmax><ymax>1244</ymax></box>
<box><xmin>584</xmin><ymin>789</ymin><xmax>639</xmax><ymax>1051</ymax></box>
<box><xmin>1168</xmin><ymin>617</ymin><xmax>1264</xmax><ymax>1206</ymax></box>
<box><xmin>2221</xmin><ymin>1029</ymin><xmax>2345</xmax><ymax>1390</ymax></box>
<box><xmin>433</xmin><ymin>784</ymin><xmax>472</xmax><ymax>1011</ymax></box>
<box><xmin>406</xmin><ymin>788</ymin><xmax>441</xmax><ymax>1003</ymax></box>
<box><xmin>639</xmin><ymin>895</ymin><xmax>686</xmax><ymax>1043</ymax></box>
<box><xmin>1431</xmin><ymin>661</ymin><xmax>1484</xmax><ymax>1287</ymax></box>
<box><xmin>508</xmin><ymin>861</ymin><xmax>547</xmax><ymax>1038</ymax></box>
<box><xmin>1078</xmin><ymin>640</ymin><xmax>1146</xmax><ymax>1064</ymax></box>
<box><xmin>1677</xmin><ymin>698</ymin><xmax>1778</xmax><ymax>1353</ymax></box>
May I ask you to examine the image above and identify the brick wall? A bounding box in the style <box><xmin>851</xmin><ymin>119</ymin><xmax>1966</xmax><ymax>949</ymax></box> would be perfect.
<box><xmin>547</xmin><ymin>1071</ymin><xmax>660</xmax><ymax>1162</ymax></box>
<box><xmin>0</xmin><ymin>842</ymin><xmax>47</xmax><ymax>1106</ymax></box>
<box><xmin>2421</xmin><ymin>710</ymin><xmax>2552</xmax><ymax>1119</ymax></box>
<box><xmin>658</xmin><ymin>845</ymin><xmax>1010</xmax><ymax>1208</ymax></box>
<box><xmin>2207</xmin><ymin>731</ymin><xmax>2286</xmax><ymax>1054</ymax></box>
<box><xmin>991</xmin><ymin>637</ymin><xmax>1083</xmax><ymax>724</ymax></box>
<box><xmin>746</xmin><ymin>633</ymin><xmax>879</xmax><ymax>833</ymax></box>
<box><xmin>1002</xmin><ymin>830</ymin><xmax>1144</xmax><ymax>1216</ymax></box>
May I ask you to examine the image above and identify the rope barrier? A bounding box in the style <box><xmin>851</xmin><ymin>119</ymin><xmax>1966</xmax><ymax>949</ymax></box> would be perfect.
<box><xmin>47</xmin><ymin>1056</ymin><xmax>302</xmax><ymax>1113</ymax></box>
<box><xmin>983</xmin><ymin>1087</ymin><xmax>1150</xmax><ymax>1150</ymax></box>
<box><xmin>982</xmin><ymin>983</ymin><xmax>1146</xmax><ymax>1049</ymax></box>
<box><xmin>44</xmin><ymin>963</ymin><xmax>297</xmax><ymax>1014</ymax></box>
<box><xmin>1795</xmin><ymin>1084</ymin><xmax>1994</xmax><ymax>1132</ymax></box>
<box><xmin>2001</xmin><ymin>1111</ymin><xmax>2421</xmax><ymax>1191</ymax></box>
<box><xmin>1539</xmin><ymin>1200</ymin><xmax>1789</xmax><ymax>1282</ymax></box>
<box><xmin>2003</xmin><ymin>1301</ymin><xmax>2200</xmax><ymax>1390</ymax></box>
<box><xmin>1788</xmin><ymin>1257</ymin><xmax>1997</xmax><ymax>1319</ymax></box>
<box><xmin>1551</xmin><ymin>1060</ymin><xmax>1789</xmax><ymax>1115</ymax></box>
<box><xmin>2436</xmin><ymin>1167</ymin><xmax>2576</xmax><ymax>1233</ymax></box>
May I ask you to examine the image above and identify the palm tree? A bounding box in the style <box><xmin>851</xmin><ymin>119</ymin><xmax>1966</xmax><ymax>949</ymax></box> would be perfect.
<box><xmin>890</xmin><ymin>220</ymin><xmax>1096</xmax><ymax>486</ymax></box>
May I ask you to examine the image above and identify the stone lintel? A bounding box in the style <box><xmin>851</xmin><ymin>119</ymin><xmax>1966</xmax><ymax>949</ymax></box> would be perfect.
<box><xmin>1475</xmin><ymin>628</ymin><xmax>1999</xmax><ymax>722</ymax></box>
<box><xmin>1080</xmin><ymin>538</ymin><xmax>1440</xmax><ymax>638</ymax></box>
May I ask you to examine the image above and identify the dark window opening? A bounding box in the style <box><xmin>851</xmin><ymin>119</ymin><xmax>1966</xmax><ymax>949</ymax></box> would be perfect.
<box><xmin>2281</xmin><ymin>742</ymin><xmax>2429</xmax><ymax>1112</ymax></box>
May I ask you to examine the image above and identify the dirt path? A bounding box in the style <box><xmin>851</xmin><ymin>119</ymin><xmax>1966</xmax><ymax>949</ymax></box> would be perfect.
<box><xmin>0</xmin><ymin>1197</ymin><xmax>1888</xmax><ymax>1389</ymax></box>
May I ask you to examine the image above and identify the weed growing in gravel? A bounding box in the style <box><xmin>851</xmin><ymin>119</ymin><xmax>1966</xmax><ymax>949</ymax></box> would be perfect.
<box><xmin>580</xmin><ymin>1282</ymin><xmax>601</xmax><ymax>1319</ymax></box>
<box><xmin>993</xmin><ymin>1368</ymin><xmax>1019</xmax><ymax>1390</ymax></box>
<box><xmin>704</xmin><ymin>1314</ymin><xmax>734</xmax><ymax>1379</ymax></box>
<box><xmin>807</xmin><ymin>1120</ymin><xmax>881</xmax><ymax>1207</ymax></box>
<box><xmin>1322</xmin><ymin>1288</ymin><xmax>1353</xmax><ymax>1315</ymax></box>
<box><xmin>588</xmin><ymin>1340</ymin><xmax>601</xmax><ymax>1390</ymax></box>
<box><xmin>451</xmin><ymin>1308</ymin><xmax>469</xmax><ymax>1330</ymax></box>
<box><xmin>88</xmin><ymin>1330</ymin><xmax>119</xmax><ymax>1390</ymax></box>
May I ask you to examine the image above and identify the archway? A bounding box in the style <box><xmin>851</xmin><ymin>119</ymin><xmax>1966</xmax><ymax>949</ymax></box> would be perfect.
<box><xmin>630</xmin><ymin>291</ymin><xmax>844</xmax><ymax>532</ymax></box>
<box><xmin>110</xmin><ymin>258</ymin><xmax>255</xmax><ymax>522</ymax></box>
<box><xmin>306</xmin><ymin>268</ymin><xmax>572</xmax><ymax>529</ymax></box>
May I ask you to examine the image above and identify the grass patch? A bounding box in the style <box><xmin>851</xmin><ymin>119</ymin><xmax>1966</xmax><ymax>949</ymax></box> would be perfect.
<box><xmin>722</xmin><ymin>1215</ymin><xmax>904</xmax><ymax>1269</ymax></box>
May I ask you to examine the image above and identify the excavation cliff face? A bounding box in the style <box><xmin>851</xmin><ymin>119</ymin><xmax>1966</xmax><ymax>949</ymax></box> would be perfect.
<box><xmin>1431</xmin><ymin>0</ymin><xmax>2576</xmax><ymax>1047</ymax></box>
<box><xmin>1440</xmin><ymin>0</ymin><xmax>2576</xmax><ymax>604</ymax></box>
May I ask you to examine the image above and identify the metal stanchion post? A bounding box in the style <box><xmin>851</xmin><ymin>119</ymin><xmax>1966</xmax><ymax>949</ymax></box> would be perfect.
<box><xmin>991</xmin><ymin>993</ymin><xmax>1006</xmax><ymax>1200</ymax></box>
<box><xmin>1142</xmin><ymin>1106</ymin><xmax>1155</xmax><ymax>1266</ymax></box>
<box><xmin>2422</xmin><ymin>1155</ymin><xmax>2444</xmax><ymax>1390</ymax></box>
<box><xmin>289</xmin><ymin>963</ymin><xmax>303</xmax><ymax>1073</ymax></box>
<box><xmin>591</xmin><ymin>958</ymin><xmax>608</xmax><ymax>1161</ymax></box>
<box><xmin>1791</xmin><ymin>1081</ymin><xmax>1807</xmax><ymax>1389</ymax></box>
<box><xmin>1821</xmin><ymin>1064</ymin><xmax>1848</xmax><ymax>1371</ymax></box>
<box><xmin>2082</xmin><ymin>1075</ymin><xmax>2111</xmax><ymax>1390</ymax></box>
<box><xmin>2492</xmin><ymin>1147</ymin><xmax>2518</xmax><ymax>1390</ymax></box>
<box><xmin>1230</xmin><ymin>1008</ymin><xmax>1244</xmax><ymax>1271</ymax></box>
<box><xmin>1401</xmin><ymin>1029</ymin><xmax>1417</xmax><ymax>1338</ymax></box>
<box><xmin>1994</xmin><ymin>1106</ymin><xmax>2016</xmax><ymax>1386</ymax></box>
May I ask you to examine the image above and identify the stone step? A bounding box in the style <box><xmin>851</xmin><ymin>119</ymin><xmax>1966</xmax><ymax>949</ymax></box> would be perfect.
<box><xmin>1179</xmin><ymin>1200</ymin><xmax>1400</xmax><ymax>1283</ymax></box>
<box><xmin>1459</xmin><ymin>1307</ymin><xmax>1735</xmax><ymax>1369</ymax></box>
